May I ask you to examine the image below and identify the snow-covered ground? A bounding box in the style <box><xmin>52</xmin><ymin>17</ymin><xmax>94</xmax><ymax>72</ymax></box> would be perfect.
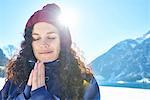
<box><xmin>0</xmin><ymin>78</ymin><xmax>5</xmax><ymax>90</ymax></box>
<box><xmin>0</xmin><ymin>78</ymin><xmax>149</xmax><ymax>100</ymax></box>
<box><xmin>99</xmin><ymin>86</ymin><xmax>150</xmax><ymax>100</ymax></box>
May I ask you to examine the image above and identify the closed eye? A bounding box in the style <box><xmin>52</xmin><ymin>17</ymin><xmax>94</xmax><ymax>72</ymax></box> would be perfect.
<box><xmin>47</xmin><ymin>37</ymin><xmax>56</xmax><ymax>40</ymax></box>
<box><xmin>32</xmin><ymin>37</ymin><xmax>41</xmax><ymax>41</ymax></box>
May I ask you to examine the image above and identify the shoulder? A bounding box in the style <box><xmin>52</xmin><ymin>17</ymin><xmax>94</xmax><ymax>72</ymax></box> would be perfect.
<box><xmin>84</xmin><ymin>76</ymin><xmax>100</xmax><ymax>99</ymax></box>
<box><xmin>1</xmin><ymin>80</ymin><xmax>12</xmax><ymax>93</ymax></box>
<box><xmin>86</xmin><ymin>76</ymin><xmax>99</xmax><ymax>92</ymax></box>
<box><xmin>1</xmin><ymin>80</ymin><xmax>12</xmax><ymax>99</ymax></box>
<box><xmin>1</xmin><ymin>79</ymin><xmax>20</xmax><ymax>99</ymax></box>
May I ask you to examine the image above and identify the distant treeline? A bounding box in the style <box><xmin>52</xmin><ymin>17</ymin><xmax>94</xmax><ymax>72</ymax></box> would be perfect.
<box><xmin>0</xmin><ymin>67</ymin><xmax>5</xmax><ymax>77</ymax></box>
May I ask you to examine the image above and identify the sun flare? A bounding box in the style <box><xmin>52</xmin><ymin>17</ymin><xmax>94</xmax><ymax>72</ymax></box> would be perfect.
<box><xmin>58</xmin><ymin>7</ymin><xmax>79</xmax><ymax>28</ymax></box>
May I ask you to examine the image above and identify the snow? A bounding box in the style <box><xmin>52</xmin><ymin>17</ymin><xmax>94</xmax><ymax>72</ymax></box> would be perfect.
<box><xmin>100</xmin><ymin>86</ymin><xmax>150</xmax><ymax>100</ymax></box>
<box><xmin>116</xmin><ymin>81</ymin><xmax>126</xmax><ymax>84</ymax></box>
<box><xmin>0</xmin><ymin>78</ymin><xmax>5</xmax><ymax>90</ymax></box>
<box><xmin>136</xmin><ymin>37</ymin><xmax>144</xmax><ymax>44</ymax></box>
<box><xmin>0</xmin><ymin>66</ymin><xmax>5</xmax><ymax>69</ymax></box>
<box><xmin>130</xmin><ymin>43</ymin><xmax>137</xmax><ymax>48</ymax></box>
<box><xmin>0</xmin><ymin>78</ymin><xmax>150</xmax><ymax>100</ymax></box>
<box><xmin>136</xmin><ymin>78</ymin><xmax>150</xmax><ymax>83</ymax></box>
<box><xmin>144</xmin><ymin>33</ymin><xmax>150</xmax><ymax>40</ymax></box>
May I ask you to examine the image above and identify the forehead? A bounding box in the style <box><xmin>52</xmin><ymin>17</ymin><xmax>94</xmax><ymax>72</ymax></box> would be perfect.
<box><xmin>32</xmin><ymin>22</ymin><xmax>59</xmax><ymax>33</ymax></box>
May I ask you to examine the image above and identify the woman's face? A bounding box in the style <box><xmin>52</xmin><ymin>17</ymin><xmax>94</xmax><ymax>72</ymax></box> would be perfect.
<box><xmin>32</xmin><ymin>22</ymin><xmax>60</xmax><ymax>62</ymax></box>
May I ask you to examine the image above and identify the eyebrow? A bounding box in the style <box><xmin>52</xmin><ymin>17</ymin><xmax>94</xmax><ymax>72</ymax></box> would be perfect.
<box><xmin>47</xmin><ymin>32</ymin><xmax>56</xmax><ymax>34</ymax></box>
<box><xmin>32</xmin><ymin>33</ymin><xmax>39</xmax><ymax>35</ymax></box>
<box><xmin>32</xmin><ymin>32</ymin><xmax>56</xmax><ymax>35</ymax></box>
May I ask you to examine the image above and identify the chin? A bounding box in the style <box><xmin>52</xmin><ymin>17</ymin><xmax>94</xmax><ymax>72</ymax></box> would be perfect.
<box><xmin>40</xmin><ymin>58</ymin><xmax>57</xmax><ymax>63</ymax></box>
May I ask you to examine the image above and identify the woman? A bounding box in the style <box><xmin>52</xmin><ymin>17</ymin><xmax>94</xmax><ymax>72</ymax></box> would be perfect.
<box><xmin>0</xmin><ymin>4</ymin><xmax>100</xmax><ymax>100</ymax></box>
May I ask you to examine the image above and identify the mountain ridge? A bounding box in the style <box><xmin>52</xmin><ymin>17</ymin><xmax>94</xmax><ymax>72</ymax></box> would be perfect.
<box><xmin>91</xmin><ymin>31</ymin><xmax>150</xmax><ymax>88</ymax></box>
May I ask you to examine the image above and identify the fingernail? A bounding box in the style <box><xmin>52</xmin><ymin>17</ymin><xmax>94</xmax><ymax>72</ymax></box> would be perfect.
<box><xmin>37</xmin><ymin>60</ymin><xmax>40</xmax><ymax>63</ymax></box>
<box><xmin>31</xmin><ymin>69</ymin><xmax>34</xmax><ymax>73</ymax></box>
<box><xmin>34</xmin><ymin>62</ymin><xmax>38</xmax><ymax>69</ymax></box>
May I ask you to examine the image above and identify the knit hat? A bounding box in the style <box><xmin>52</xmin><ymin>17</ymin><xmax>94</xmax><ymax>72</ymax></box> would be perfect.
<box><xmin>25</xmin><ymin>3</ymin><xmax>72</xmax><ymax>48</ymax></box>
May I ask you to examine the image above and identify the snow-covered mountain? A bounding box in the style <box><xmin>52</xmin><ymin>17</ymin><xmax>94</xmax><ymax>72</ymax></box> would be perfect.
<box><xmin>91</xmin><ymin>31</ymin><xmax>150</xmax><ymax>89</ymax></box>
<box><xmin>0</xmin><ymin>44</ymin><xmax>17</xmax><ymax>66</ymax></box>
<box><xmin>0</xmin><ymin>48</ymin><xmax>8</xmax><ymax>66</ymax></box>
<box><xmin>136</xmin><ymin>30</ymin><xmax>150</xmax><ymax>43</ymax></box>
<box><xmin>0</xmin><ymin>44</ymin><xmax>17</xmax><ymax>77</ymax></box>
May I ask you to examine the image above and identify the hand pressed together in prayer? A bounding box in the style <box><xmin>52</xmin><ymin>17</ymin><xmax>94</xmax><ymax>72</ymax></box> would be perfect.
<box><xmin>27</xmin><ymin>61</ymin><xmax>46</xmax><ymax>91</ymax></box>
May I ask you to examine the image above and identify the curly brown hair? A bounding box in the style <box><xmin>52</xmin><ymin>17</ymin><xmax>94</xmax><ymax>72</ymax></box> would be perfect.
<box><xmin>6</xmin><ymin>25</ymin><xmax>93</xmax><ymax>99</ymax></box>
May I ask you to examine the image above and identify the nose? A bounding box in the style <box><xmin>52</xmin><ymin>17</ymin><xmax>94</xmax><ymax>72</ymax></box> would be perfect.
<box><xmin>40</xmin><ymin>39</ymin><xmax>49</xmax><ymax>48</ymax></box>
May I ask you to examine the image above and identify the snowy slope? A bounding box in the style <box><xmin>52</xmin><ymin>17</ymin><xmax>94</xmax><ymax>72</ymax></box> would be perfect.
<box><xmin>91</xmin><ymin>31</ymin><xmax>150</xmax><ymax>86</ymax></box>
<box><xmin>100</xmin><ymin>86</ymin><xmax>150</xmax><ymax>100</ymax></box>
<box><xmin>0</xmin><ymin>78</ymin><xmax>5</xmax><ymax>90</ymax></box>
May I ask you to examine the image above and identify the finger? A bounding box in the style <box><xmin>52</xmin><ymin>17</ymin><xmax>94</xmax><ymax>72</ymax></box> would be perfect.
<box><xmin>32</xmin><ymin>63</ymin><xmax>38</xmax><ymax>91</ymax></box>
<box><xmin>40</xmin><ymin>61</ymin><xmax>45</xmax><ymax>86</ymax></box>
<box><xmin>38</xmin><ymin>61</ymin><xmax>45</xmax><ymax>87</ymax></box>
<box><xmin>27</xmin><ymin>70</ymin><xmax>33</xmax><ymax>86</ymax></box>
<box><xmin>37</xmin><ymin>61</ymin><xmax>41</xmax><ymax>86</ymax></box>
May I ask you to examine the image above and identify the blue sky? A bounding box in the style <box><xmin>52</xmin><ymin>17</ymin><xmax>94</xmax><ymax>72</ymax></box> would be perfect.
<box><xmin>0</xmin><ymin>0</ymin><xmax>149</xmax><ymax>63</ymax></box>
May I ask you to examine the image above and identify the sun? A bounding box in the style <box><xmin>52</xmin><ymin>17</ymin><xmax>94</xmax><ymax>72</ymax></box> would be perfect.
<box><xmin>58</xmin><ymin>7</ymin><xmax>79</xmax><ymax>28</ymax></box>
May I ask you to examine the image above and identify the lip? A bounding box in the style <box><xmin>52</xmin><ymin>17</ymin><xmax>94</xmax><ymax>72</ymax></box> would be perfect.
<box><xmin>39</xmin><ymin>51</ymin><xmax>53</xmax><ymax>54</ymax></box>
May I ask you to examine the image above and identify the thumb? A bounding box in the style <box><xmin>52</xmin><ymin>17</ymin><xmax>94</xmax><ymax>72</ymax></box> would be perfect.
<box><xmin>27</xmin><ymin>70</ymin><xmax>33</xmax><ymax>86</ymax></box>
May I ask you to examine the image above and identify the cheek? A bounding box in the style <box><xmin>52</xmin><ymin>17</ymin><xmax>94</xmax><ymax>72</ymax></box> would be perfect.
<box><xmin>49</xmin><ymin>37</ymin><xmax>60</xmax><ymax>48</ymax></box>
<box><xmin>32</xmin><ymin>42</ymin><xmax>38</xmax><ymax>54</ymax></box>
<box><xmin>55</xmin><ymin>39</ymin><xmax>61</xmax><ymax>52</ymax></box>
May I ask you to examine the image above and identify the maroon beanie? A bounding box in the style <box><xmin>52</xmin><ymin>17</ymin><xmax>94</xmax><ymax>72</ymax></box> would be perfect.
<box><xmin>25</xmin><ymin>3</ymin><xmax>72</xmax><ymax>48</ymax></box>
